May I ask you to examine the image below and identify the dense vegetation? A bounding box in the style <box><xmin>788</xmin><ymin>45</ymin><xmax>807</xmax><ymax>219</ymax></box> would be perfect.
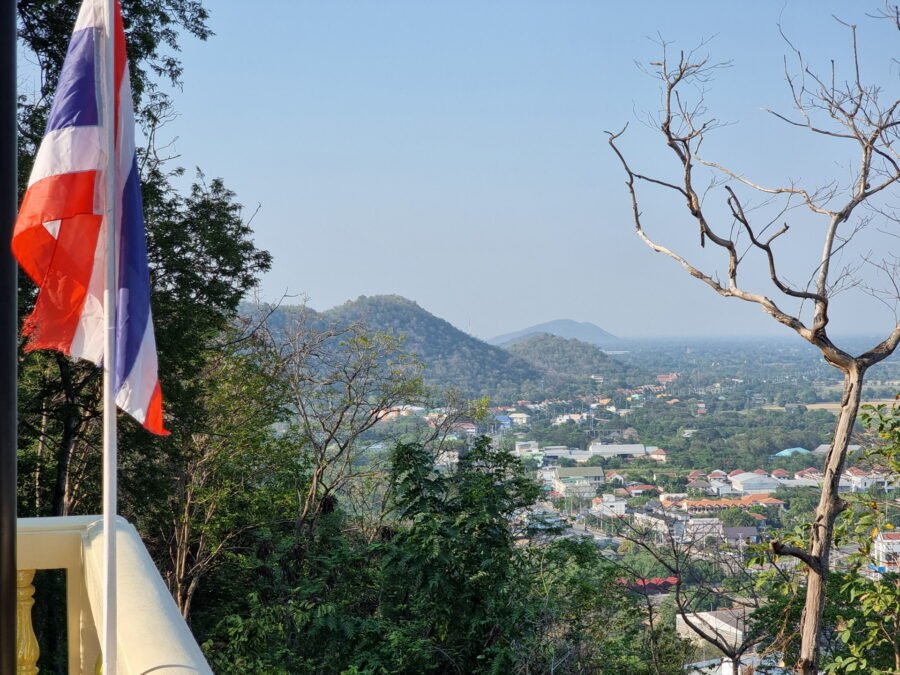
<box><xmin>197</xmin><ymin>439</ymin><xmax>692</xmax><ymax>674</ymax></box>
<box><xmin>505</xmin><ymin>333</ymin><xmax>646</xmax><ymax>392</ymax></box>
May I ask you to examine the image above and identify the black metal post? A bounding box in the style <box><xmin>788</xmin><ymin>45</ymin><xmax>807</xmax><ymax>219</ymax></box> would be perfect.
<box><xmin>0</xmin><ymin>0</ymin><xmax>17</xmax><ymax>671</ymax></box>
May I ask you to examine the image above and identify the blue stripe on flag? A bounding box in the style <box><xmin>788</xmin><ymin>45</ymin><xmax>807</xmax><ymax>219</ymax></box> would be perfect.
<box><xmin>115</xmin><ymin>157</ymin><xmax>151</xmax><ymax>388</ymax></box>
<box><xmin>46</xmin><ymin>28</ymin><xmax>99</xmax><ymax>132</ymax></box>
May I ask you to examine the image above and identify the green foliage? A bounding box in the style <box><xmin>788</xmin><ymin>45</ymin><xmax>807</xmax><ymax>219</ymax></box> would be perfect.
<box><xmin>719</xmin><ymin>506</ymin><xmax>757</xmax><ymax>527</ymax></box>
<box><xmin>317</xmin><ymin>295</ymin><xmax>544</xmax><ymax>403</ymax></box>
<box><xmin>753</xmin><ymin>401</ymin><xmax>900</xmax><ymax>673</ymax></box>
<box><xmin>200</xmin><ymin>438</ymin><xmax>690</xmax><ymax>673</ymax></box>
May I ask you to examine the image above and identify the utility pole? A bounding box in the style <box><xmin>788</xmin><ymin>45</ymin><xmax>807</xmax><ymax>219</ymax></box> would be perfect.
<box><xmin>0</xmin><ymin>0</ymin><xmax>18</xmax><ymax>671</ymax></box>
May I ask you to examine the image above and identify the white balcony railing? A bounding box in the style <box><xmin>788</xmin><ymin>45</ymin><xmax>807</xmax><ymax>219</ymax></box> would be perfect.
<box><xmin>16</xmin><ymin>515</ymin><xmax>212</xmax><ymax>674</ymax></box>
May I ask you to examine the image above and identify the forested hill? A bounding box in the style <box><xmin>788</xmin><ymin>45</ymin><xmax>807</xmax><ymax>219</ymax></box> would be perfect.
<box><xmin>255</xmin><ymin>295</ymin><xmax>640</xmax><ymax>403</ymax></box>
<box><xmin>261</xmin><ymin>295</ymin><xmax>542</xmax><ymax>402</ymax></box>
<box><xmin>504</xmin><ymin>333</ymin><xmax>645</xmax><ymax>389</ymax></box>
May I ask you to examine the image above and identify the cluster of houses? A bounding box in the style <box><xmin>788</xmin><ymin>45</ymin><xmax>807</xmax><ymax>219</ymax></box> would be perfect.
<box><xmin>683</xmin><ymin>465</ymin><xmax>898</xmax><ymax>497</ymax></box>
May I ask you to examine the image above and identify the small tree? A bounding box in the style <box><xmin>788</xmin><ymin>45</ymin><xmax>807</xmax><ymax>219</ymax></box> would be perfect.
<box><xmin>608</xmin><ymin>9</ymin><xmax>899</xmax><ymax>672</ymax></box>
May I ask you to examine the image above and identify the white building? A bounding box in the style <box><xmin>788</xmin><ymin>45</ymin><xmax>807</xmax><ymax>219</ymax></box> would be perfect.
<box><xmin>676</xmin><ymin>608</ymin><xmax>749</xmax><ymax>650</ymax></box>
<box><xmin>591</xmin><ymin>494</ymin><xmax>627</xmax><ymax>517</ymax></box>
<box><xmin>509</xmin><ymin>412</ymin><xmax>531</xmax><ymax>426</ymax></box>
<box><xmin>632</xmin><ymin>512</ymin><xmax>671</xmax><ymax>539</ymax></box>
<box><xmin>681</xmin><ymin>518</ymin><xmax>725</xmax><ymax>543</ymax></box>
<box><xmin>552</xmin><ymin>466</ymin><xmax>605</xmax><ymax>497</ymax></box>
<box><xmin>514</xmin><ymin>440</ymin><xmax>540</xmax><ymax>456</ymax></box>
<box><xmin>729</xmin><ymin>472</ymin><xmax>780</xmax><ymax>495</ymax></box>
<box><xmin>587</xmin><ymin>442</ymin><xmax>659</xmax><ymax>460</ymax></box>
<box><xmin>872</xmin><ymin>532</ymin><xmax>900</xmax><ymax>575</ymax></box>
<box><xmin>542</xmin><ymin>446</ymin><xmax>592</xmax><ymax>463</ymax></box>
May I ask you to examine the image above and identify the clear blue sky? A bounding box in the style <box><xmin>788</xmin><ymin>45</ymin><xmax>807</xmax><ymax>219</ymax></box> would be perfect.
<box><xmin>154</xmin><ymin>2</ymin><xmax>897</xmax><ymax>339</ymax></box>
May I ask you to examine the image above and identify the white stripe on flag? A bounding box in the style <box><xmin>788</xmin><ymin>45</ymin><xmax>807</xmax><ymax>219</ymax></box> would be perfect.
<box><xmin>114</xmin><ymin>315</ymin><xmax>160</xmax><ymax>423</ymax></box>
<box><xmin>28</xmin><ymin>125</ymin><xmax>103</xmax><ymax>187</ymax></box>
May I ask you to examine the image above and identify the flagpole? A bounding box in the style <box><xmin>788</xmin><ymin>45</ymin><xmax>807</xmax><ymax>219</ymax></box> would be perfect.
<box><xmin>0</xmin><ymin>0</ymin><xmax>18</xmax><ymax>670</ymax></box>
<box><xmin>102</xmin><ymin>0</ymin><xmax>119</xmax><ymax>672</ymax></box>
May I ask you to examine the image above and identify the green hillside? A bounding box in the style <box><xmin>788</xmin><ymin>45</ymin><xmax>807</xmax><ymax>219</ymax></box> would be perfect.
<box><xmin>256</xmin><ymin>296</ymin><xmax>641</xmax><ymax>403</ymax></box>
<box><xmin>321</xmin><ymin>295</ymin><xmax>545</xmax><ymax>402</ymax></box>
<box><xmin>505</xmin><ymin>333</ymin><xmax>644</xmax><ymax>391</ymax></box>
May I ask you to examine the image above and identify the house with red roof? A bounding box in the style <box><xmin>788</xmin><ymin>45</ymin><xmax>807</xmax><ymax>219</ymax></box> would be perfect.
<box><xmin>625</xmin><ymin>484</ymin><xmax>660</xmax><ymax>497</ymax></box>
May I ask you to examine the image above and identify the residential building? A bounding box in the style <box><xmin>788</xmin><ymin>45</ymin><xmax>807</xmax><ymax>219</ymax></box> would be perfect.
<box><xmin>648</xmin><ymin>447</ymin><xmax>668</xmax><ymax>463</ymax></box>
<box><xmin>493</xmin><ymin>414</ymin><xmax>512</xmax><ymax>430</ymax></box>
<box><xmin>872</xmin><ymin>532</ymin><xmax>900</xmax><ymax>575</ymax></box>
<box><xmin>591</xmin><ymin>494</ymin><xmax>627</xmax><ymax>517</ymax></box>
<box><xmin>681</xmin><ymin>494</ymin><xmax>785</xmax><ymax>514</ymax></box>
<box><xmin>509</xmin><ymin>412</ymin><xmax>531</xmax><ymax>426</ymax></box>
<box><xmin>552</xmin><ymin>466</ymin><xmax>605</xmax><ymax>497</ymax></box>
<box><xmin>659</xmin><ymin>492</ymin><xmax>688</xmax><ymax>507</ymax></box>
<box><xmin>681</xmin><ymin>518</ymin><xmax>725</xmax><ymax>543</ymax></box>
<box><xmin>632</xmin><ymin>512</ymin><xmax>672</xmax><ymax>539</ymax></box>
<box><xmin>723</xmin><ymin>526</ymin><xmax>760</xmax><ymax>547</ymax></box>
<box><xmin>606</xmin><ymin>471</ymin><xmax>626</xmax><ymax>485</ymax></box>
<box><xmin>514</xmin><ymin>440</ymin><xmax>540</xmax><ymax>456</ymax></box>
<box><xmin>844</xmin><ymin>467</ymin><xmax>875</xmax><ymax>493</ymax></box>
<box><xmin>625</xmin><ymin>483</ymin><xmax>659</xmax><ymax>497</ymax></box>
<box><xmin>586</xmin><ymin>442</ymin><xmax>662</xmax><ymax>461</ymax></box>
<box><xmin>708</xmin><ymin>479</ymin><xmax>739</xmax><ymax>497</ymax></box>
<box><xmin>624</xmin><ymin>576</ymin><xmax>679</xmax><ymax>595</ymax></box>
<box><xmin>686</xmin><ymin>479</ymin><xmax>711</xmax><ymax>491</ymax></box>
<box><xmin>794</xmin><ymin>467</ymin><xmax>823</xmax><ymax>480</ymax></box>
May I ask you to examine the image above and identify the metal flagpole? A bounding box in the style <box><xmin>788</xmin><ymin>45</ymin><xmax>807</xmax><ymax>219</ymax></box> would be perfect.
<box><xmin>0</xmin><ymin>0</ymin><xmax>17</xmax><ymax>671</ymax></box>
<box><xmin>102</xmin><ymin>0</ymin><xmax>119</xmax><ymax>671</ymax></box>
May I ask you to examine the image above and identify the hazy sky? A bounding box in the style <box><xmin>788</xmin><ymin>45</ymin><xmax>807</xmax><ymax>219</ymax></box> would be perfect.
<box><xmin>154</xmin><ymin>2</ymin><xmax>897</xmax><ymax>340</ymax></box>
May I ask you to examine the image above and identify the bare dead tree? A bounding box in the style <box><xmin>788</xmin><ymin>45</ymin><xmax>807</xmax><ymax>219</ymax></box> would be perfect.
<box><xmin>608</xmin><ymin>12</ymin><xmax>899</xmax><ymax>672</ymax></box>
<box><xmin>613</xmin><ymin>515</ymin><xmax>765</xmax><ymax>675</ymax></box>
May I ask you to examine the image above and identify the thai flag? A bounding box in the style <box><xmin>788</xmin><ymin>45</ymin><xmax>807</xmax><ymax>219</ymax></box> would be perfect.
<box><xmin>13</xmin><ymin>0</ymin><xmax>167</xmax><ymax>435</ymax></box>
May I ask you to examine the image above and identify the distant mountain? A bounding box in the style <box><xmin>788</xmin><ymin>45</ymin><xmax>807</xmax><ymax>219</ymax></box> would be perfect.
<box><xmin>488</xmin><ymin>319</ymin><xmax>621</xmax><ymax>348</ymax></box>
<box><xmin>504</xmin><ymin>333</ymin><xmax>644</xmax><ymax>389</ymax></box>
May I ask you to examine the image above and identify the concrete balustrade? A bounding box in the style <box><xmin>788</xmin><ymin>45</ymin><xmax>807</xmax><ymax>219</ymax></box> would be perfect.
<box><xmin>15</xmin><ymin>516</ymin><xmax>212</xmax><ymax>675</ymax></box>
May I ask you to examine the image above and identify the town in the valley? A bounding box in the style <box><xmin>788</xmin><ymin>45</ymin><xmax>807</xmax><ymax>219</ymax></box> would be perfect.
<box><xmin>366</xmin><ymin>339</ymin><xmax>900</xmax><ymax>673</ymax></box>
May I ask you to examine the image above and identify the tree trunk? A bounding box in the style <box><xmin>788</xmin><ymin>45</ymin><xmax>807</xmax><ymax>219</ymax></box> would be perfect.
<box><xmin>797</xmin><ymin>365</ymin><xmax>864</xmax><ymax>673</ymax></box>
<box><xmin>51</xmin><ymin>358</ymin><xmax>79</xmax><ymax>517</ymax></box>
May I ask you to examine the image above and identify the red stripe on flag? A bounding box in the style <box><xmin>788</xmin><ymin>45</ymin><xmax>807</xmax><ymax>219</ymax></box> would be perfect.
<box><xmin>143</xmin><ymin>381</ymin><xmax>169</xmax><ymax>436</ymax></box>
<box><xmin>13</xmin><ymin>171</ymin><xmax>99</xmax><ymax>284</ymax></box>
<box><xmin>21</xmin><ymin>211</ymin><xmax>102</xmax><ymax>353</ymax></box>
<box><xmin>14</xmin><ymin>170</ymin><xmax>102</xmax><ymax>353</ymax></box>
